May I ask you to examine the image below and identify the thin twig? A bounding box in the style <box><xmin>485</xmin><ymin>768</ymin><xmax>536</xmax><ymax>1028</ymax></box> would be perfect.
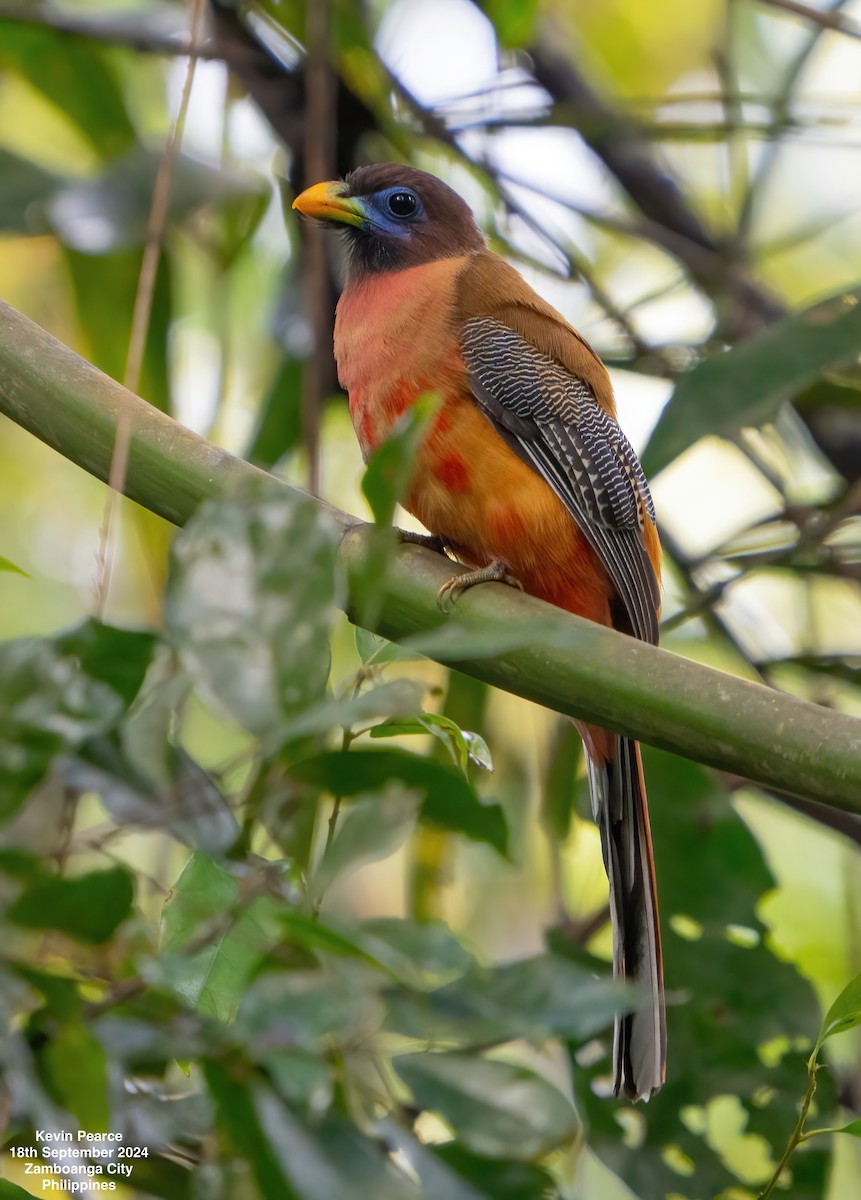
<box><xmin>0</xmin><ymin>0</ymin><xmax>218</xmax><ymax>56</ymax></box>
<box><xmin>311</xmin><ymin>726</ymin><xmax>356</xmax><ymax>917</ymax></box>
<box><xmin>386</xmin><ymin>73</ymin><xmax>657</xmax><ymax>356</ymax></box>
<box><xmin>738</xmin><ymin>0</ymin><xmax>856</xmax><ymax>242</ymax></box>
<box><xmin>324</xmin><ymin>796</ymin><xmax>342</xmax><ymax>854</ymax></box>
<box><xmin>125</xmin><ymin>1</ymin><xmax>208</xmax><ymax>394</ymax></box>
<box><xmin>759</xmin><ymin>0</ymin><xmax>861</xmax><ymax>41</ymax></box>
<box><xmin>758</xmin><ymin>1052</ymin><xmax>820</xmax><ymax>1198</ymax></box>
<box><xmin>660</xmin><ymin>527</ymin><xmax>778</xmax><ymax>690</ymax></box>
<box><xmin>94</xmin><ymin>407</ymin><xmax>133</xmax><ymax>619</ymax></box>
<box><xmin>95</xmin><ymin>0</ymin><xmax>207</xmax><ymax>618</ymax></box>
<box><xmin>325</xmin><ymin>728</ymin><xmax>354</xmax><ymax>855</ymax></box>
<box><xmin>556</xmin><ymin>905</ymin><xmax>612</xmax><ymax>946</ymax></box>
<box><xmin>298</xmin><ymin>0</ymin><xmax>336</xmax><ymax>498</ymax></box>
<box><xmin>723</xmin><ymin>773</ymin><xmax>861</xmax><ymax>847</ymax></box>
<box><xmin>509</xmin><ymin>15</ymin><xmax>786</xmax><ymax>336</ymax></box>
<box><xmin>717</xmin><ymin>3</ymin><xmax>750</xmax><ymax>222</ymax></box>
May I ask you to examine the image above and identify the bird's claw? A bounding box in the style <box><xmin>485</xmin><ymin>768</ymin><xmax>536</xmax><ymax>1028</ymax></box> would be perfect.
<box><xmin>437</xmin><ymin>559</ymin><xmax>523</xmax><ymax>613</ymax></box>
<box><xmin>398</xmin><ymin>529</ymin><xmax>448</xmax><ymax>555</ymax></box>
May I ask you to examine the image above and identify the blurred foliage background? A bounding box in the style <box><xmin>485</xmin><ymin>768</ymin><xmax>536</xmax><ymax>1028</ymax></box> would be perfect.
<box><xmin>1</xmin><ymin>1</ymin><xmax>861</xmax><ymax>1198</ymax></box>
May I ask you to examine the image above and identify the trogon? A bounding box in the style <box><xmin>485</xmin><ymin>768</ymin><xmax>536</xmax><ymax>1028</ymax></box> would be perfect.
<box><xmin>293</xmin><ymin>164</ymin><xmax>666</xmax><ymax>1100</ymax></box>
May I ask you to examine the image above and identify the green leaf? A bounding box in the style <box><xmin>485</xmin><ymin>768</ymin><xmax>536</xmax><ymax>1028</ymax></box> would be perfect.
<box><xmin>291</xmin><ymin>749</ymin><xmax>508</xmax><ymax>855</ymax></box>
<box><xmin>394</xmin><ymin>1052</ymin><xmax>579</xmax><ymax>1160</ymax></box>
<box><xmin>0</xmin><ymin>848</ymin><xmax>39</xmax><ymax>879</ymax></box>
<box><xmin>373</xmin><ymin>1120</ymin><xmax>493</xmax><ymax>1200</ymax></box>
<box><xmin>835</xmin><ymin>1118</ymin><xmax>861</xmax><ymax>1138</ymax></box>
<box><xmin>247</xmin><ymin>354</ymin><xmax>304</xmax><ymax>467</ymax></box>
<box><xmin>204</xmin><ymin>1062</ymin><xmax>297</xmax><ymax>1200</ymax></box>
<box><xmin>166</xmin><ymin>481</ymin><xmax>339</xmax><ymax>740</ymax></box>
<box><xmin>361</xmin><ymin>397</ymin><xmax>437</xmax><ymax>526</ymax></box>
<box><xmin>158</xmin><ymin>851</ymin><xmax>281</xmax><ymax>1020</ymax></box>
<box><xmin>236</xmin><ymin>971</ymin><xmax>376</xmax><ymax>1055</ymax></box>
<box><xmin>64</xmin><ymin>735</ymin><xmax>238</xmax><ymax>857</ymax></box>
<box><xmin>106</xmin><ymin>662</ymin><xmax>239</xmax><ymax>854</ymax></box>
<box><xmin>444</xmin><ymin>954</ymin><xmax>629</xmax><ymax>1041</ymax></box>
<box><xmin>0</xmin><ymin>553</ymin><xmax>28</xmax><ymax>577</ymax></box>
<box><xmin>370</xmin><ymin>713</ymin><xmax>493</xmax><ymax>776</ymax></box>
<box><xmin>356</xmin><ymin>626</ymin><xmax>389</xmax><ymax>663</ymax></box>
<box><xmin>210</xmin><ymin>1064</ymin><xmax>418</xmax><ymax>1199</ymax></box>
<box><xmin>643</xmin><ymin>285</ymin><xmax>861</xmax><ymax>474</ymax></box>
<box><xmin>461</xmin><ymin>729</ymin><xmax>493</xmax><ymax>773</ymax></box>
<box><xmin>312</xmin><ymin>786</ymin><xmax>421</xmax><ymax>898</ymax></box>
<box><xmin>89</xmin><ymin>1002</ymin><xmax>204</xmax><ymax>1075</ymax></box>
<box><xmin>163</xmin><ymin>899</ymin><xmax>280</xmax><ymax>1022</ymax></box>
<box><xmin>278</xmin><ymin>909</ymin><xmax>387</xmax><ymax>967</ymax></box>
<box><xmin>253</xmin><ymin>1088</ymin><xmax>417</xmax><ymax>1200</ymax></box>
<box><xmin>432</xmin><ymin>1143</ymin><xmax>555</xmax><ymax>1200</ymax></box>
<box><xmin>14</xmin><ymin>965</ymin><xmax>81</xmax><ymax>1018</ymax></box>
<box><xmin>51</xmin><ymin>149</ymin><xmax>265</xmax><ymax>252</ymax></box>
<box><xmin>64</xmin><ymin>246</ymin><xmax>172</xmax><ymax>413</ymax></box>
<box><xmin>481</xmin><ymin>0</ymin><xmax>540</xmax><ymax>46</ymax></box>
<box><xmin>817</xmin><ymin>970</ymin><xmax>861</xmax><ymax>1046</ymax></box>
<box><xmin>357</xmin><ymin>917</ymin><xmax>475</xmax><ymax>989</ymax></box>
<box><xmin>159</xmin><ymin>849</ymin><xmax>239</xmax><ymax>949</ymax></box>
<box><xmin>0</xmin><ymin>628</ymin><xmax>133</xmax><ymax>819</ymax></box>
<box><xmin>266</xmin><ymin>1049</ymin><xmax>333</xmax><ymax>1111</ymax></box>
<box><xmin>102</xmin><ymin>1152</ymin><xmax>195</xmax><ymax>1200</ymax></box>
<box><xmin>42</xmin><ymin>1021</ymin><xmax>109</xmax><ymax>1131</ymax></box>
<box><xmin>0</xmin><ymin>25</ymin><xmax>135</xmax><ymax>158</ymax></box>
<box><xmin>265</xmin><ymin>910</ymin><xmax>470</xmax><ymax>989</ymax></box>
<box><xmin>0</xmin><ymin>621</ymin><xmax>154</xmax><ymax>820</ymax></box>
<box><xmin>378</xmin><ymin>1118</ymin><xmax>562</xmax><ymax>1199</ymax></box>
<box><xmin>353</xmin><ymin>400</ymin><xmax>439</xmax><ymax>631</ymax></box>
<box><xmin>355</xmin><ymin>626</ymin><xmax>413</xmax><ymax>665</ymax></box>
<box><xmin>8</xmin><ymin>867</ymin><xmax>134</xmax><ymax>944</ymax></box>
<box><xmin>54</xmin><ymin>619</ymin><xmax>156</xmax><ymax>708</ymax></box>
<box><xmin>385</xmin><ymin>954</ymin><xmax>628</xmax><ymax>1046</ymax></box>
<box><xmin>278</xmin><ymin>679</ymin><xmax>426</xmax><ymax>742</ymax></box>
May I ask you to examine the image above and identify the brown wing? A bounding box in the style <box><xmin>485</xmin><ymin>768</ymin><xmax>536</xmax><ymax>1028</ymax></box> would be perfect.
<box><xmin>455</xmin><ymin>255</ymin><xmax>660</xmax><ymax>644</ymax></box>
<box><xmin>455</xmin><ymin>252</ymin><xmax>618</xmax><ymax>410</ymax></box>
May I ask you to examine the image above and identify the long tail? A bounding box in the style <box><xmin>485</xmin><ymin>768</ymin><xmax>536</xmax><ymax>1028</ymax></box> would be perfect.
<box><xmin>579</xmin><ymin>725</ymin><xmax>666</xmax><ymax>1100</ymax></box>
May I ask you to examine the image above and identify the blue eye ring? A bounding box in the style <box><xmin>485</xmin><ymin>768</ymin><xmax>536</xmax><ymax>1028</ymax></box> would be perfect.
<box><xmin>386</xmin><ymin>189</ymin><xmax>419</xmax><ymax>218</ymax></box>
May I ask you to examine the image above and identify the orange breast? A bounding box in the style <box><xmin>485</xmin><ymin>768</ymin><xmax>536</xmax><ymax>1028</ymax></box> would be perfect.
<box><xmin>334</xmin><ymin>259</ymin><xmax>614</xmax><ymax>627</ymax></box>
<box><xmin>335</xmin><ymin>259</ymin><xmax>467</xmax><ymax>459</ymax></box>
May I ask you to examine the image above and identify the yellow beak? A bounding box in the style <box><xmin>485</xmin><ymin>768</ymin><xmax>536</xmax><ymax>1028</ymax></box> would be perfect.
<box><xmin>292</xmin><ymin>181</ymin><xmax>365</xmax><ymax>227</ymax></box>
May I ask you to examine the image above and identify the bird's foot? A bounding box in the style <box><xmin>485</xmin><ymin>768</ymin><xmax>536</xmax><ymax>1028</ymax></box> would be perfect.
<box><xmin>398</xmin><ymin>529</ymin><xmax>448</xmax><ymax>556</ymax></box>
<box><xmin>437</xmin><ymin>559</ymin><xmax>523</xmax><ymax>613</ymax></box>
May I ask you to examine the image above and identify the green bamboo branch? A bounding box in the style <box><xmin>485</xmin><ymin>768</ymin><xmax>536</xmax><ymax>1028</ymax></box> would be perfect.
<box><xmin>2</xmin><ymin>299</ymin><xmax>861</xmax><ymax>811</ymax></box>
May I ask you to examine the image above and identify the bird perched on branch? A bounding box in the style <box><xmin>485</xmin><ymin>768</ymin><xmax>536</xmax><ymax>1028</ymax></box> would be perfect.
<box><xmin>293</xmin><ymin>164</ymin><xmax>666</xmax><ymax>1100</ymax></box>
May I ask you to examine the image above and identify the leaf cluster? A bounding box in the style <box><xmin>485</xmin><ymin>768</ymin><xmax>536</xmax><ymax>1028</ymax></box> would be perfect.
<box><xmin>0</xmin><ymin>481</ymin><xmax>616</xmax><ymax>1199</ymax></box>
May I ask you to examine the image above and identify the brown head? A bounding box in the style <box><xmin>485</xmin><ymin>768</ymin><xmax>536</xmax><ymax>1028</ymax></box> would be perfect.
<box><xmin>292</xmin><ymin>163</ymin><xmax>485</xmax><ymax>278</ymax></box>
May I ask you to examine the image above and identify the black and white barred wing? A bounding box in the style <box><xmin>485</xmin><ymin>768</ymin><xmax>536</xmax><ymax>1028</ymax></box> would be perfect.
<box><xmin>460</xmin><ymin>317</ymin><xmax>659</xmax><ymax>644</ymax></box>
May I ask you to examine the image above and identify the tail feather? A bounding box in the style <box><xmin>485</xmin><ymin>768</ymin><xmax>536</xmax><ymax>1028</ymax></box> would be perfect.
<box><xmin>582</xmin><ymin>730</ymin><xmax>666</xmax><ymax>1101</ymax></box>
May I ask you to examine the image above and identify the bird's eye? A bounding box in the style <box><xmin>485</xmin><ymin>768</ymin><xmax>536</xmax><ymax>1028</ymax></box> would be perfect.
<box><xmin>387</xmin><ymin>190</ymin><xmax>418</xmax><ymax>218</ymax></box>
